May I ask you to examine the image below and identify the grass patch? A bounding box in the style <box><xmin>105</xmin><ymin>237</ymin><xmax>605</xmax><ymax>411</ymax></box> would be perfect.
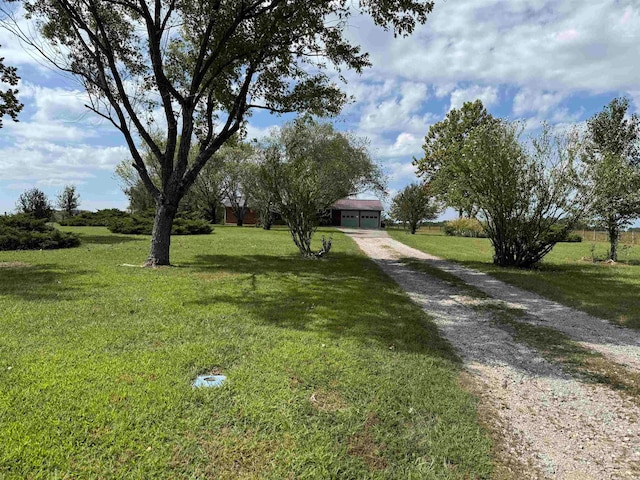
<box><xmin>399</xmin><ymin>258</ymin><xmax>489</xmax><ymax>299</ymax></box>
<box><xmin>474</xmin><ymin>302</ymin><xmax>640</xmax><ymax>403</ymax></box>
<box><xmin>388</xmin><ymin>229</ymin><xmax>640</xmax><ymax>330</ymax></box>
<box><xmin>0</xmin><ymin>226</ymin><xmax>493</xmax><ymax>479</ymax></box>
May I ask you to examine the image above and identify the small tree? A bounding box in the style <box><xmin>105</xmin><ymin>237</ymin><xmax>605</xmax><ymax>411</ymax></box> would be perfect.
<box><xmin>459</xmin><ymin>121</ymin><xmax>584</xmax><ymax>268</ymax></box>
<box><xmin>390</xmin><ymin>184</ymin><xmax>440</xmax><ymax>234</ymax></box>
<box><xmin>220</xmin><ymin>142</ymin><xmax>256</xmax><ymax>227</ymax></box>
<box><xmin>16</xmin><ymin>188</ymin><xmax>53</xmax><ymax>219</ymax></box>
<box><xmin>582</xmin><ymin>97</ymin><xmax>640</xmax><ymax>261</ymax></box>
<box><xmin>114</xmin><ymin>159</ymin><xmax>156</xmax><ymax>213</ymax></box>
<box><xmin>414</xmin><ymin>100</ymin><xmax>497</xmax><ymax>217</ymax></box>
<box><xmin>258</xmin><ymin>117</ymin><xmax>384</xmax><ymax>257</ymax></box>
<box><xmin>248</xmin><ymin>162</ymin><xmax>277</xmax><ymax>230</ymax></box>
<box><xmin>56</xmin><ymin>185</ymin><xmax>80</xmax><ymax>218</ymax></box>
<box><xmin>0</xmin><ymin>45</ymin><xmax>23</xmax><ymax>128</ymax></box>
<box><xmin>184</xmin><ymin>158</ymin><xmax>224</xmax><ymax>224</ymax></box>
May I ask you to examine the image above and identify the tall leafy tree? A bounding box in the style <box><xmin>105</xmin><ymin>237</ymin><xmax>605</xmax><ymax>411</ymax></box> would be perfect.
<box><xmin>459</xmin><ymin>121</ymin><xmax>584</xmax><ymax>268</ymax></box>
<box><xmin>414</xmin><ymin>100</ymin><xmax>496</xmax><ymax>217</ymax></box>
<box><xmin>0</xmin><ymin>44</ymin><xmax>22</xmax><ymax>128</ymax></box>
<box><xmin>258</xmin><ymin>116</ymin><xmax>384</xmax><ymax>257</ymax></box>
<box><xmin>3</xmin><ymin>0</ymin><xmax>433</xmax><ymax>265</ymax></box>
<box><xmin>56</xmin><ymin>184</ymin><xmax>80</xmax><ymax>218</ymax></box>
<box><xmin>16</xmin><ymin>187</ymin><xmax>53</xmax><ymax>219</ymax></box>
<box><xmin>390</xmin><ymin>183</ymin><xmax>440</xmax><ymax>234</ymax></box>
<box><xmin>583</xmin><ymin>97</ymin><xmax>640</xmax><ymax>261</ymax></box>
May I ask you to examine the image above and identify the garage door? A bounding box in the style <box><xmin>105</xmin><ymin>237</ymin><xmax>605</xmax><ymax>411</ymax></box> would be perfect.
<box><xmin>340</xmin><ymin>210</ymin><xmax>359</xmax><ymax>228</ymax></box>
<box><xmin>360</xmin><ymin>212</ymin><xmax>379</xmax><ymax>229</ymax></box>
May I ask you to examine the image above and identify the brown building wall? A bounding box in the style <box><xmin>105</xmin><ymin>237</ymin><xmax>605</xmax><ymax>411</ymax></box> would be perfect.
<box><xmin>225</xmin><ymin>207</ymin><xmax>258</xmax><ymax>225</ymax></box>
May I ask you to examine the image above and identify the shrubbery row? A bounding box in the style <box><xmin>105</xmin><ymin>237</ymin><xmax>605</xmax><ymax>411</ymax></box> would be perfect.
<box><xmin>442</xmin><ymin>218</ymin><xmax>487</xmax><ymax>238</ymax></box>
<box><xmin>107</xmin><ymin>215</ymin><xmax>213</xmax><ymax>235</ymax></box>
<box><xmin>59</xmin><ymin>208</ymin><xmax>213</xmax><ymax>235</ymax></box>
<box><xmin>58</xmin><ymin>209</ymin><xmax>128</xmax><ymax>226</ymax></box>
<box><xmin>0</xmin><ymin>214</ymin><xmax>80</xmax><ymax>251</ymax></box>
<box><xmin>442</xmin><ymin>218</ymin><xmax>582</xmax><ymax>242</ymax></box>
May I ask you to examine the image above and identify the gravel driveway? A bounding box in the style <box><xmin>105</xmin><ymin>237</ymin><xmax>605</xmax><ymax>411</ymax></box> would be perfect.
<box><xmin>344</xmin><ymin>229</ymin><xmax>640</xmax><ymax>479</ymax></box>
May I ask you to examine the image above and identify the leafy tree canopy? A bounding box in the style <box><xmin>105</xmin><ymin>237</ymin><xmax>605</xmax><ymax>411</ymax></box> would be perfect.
<box><xmin>414</xmin><ymin>99</ymin><xmax>496</xmax><ymax>217</ymax></box>
<box><xmin>16</xmin><ymin>187</ymin><xmax>53</xmax><ymax>219</ymax></box>
<box><xmin>258</xmin><ymin>116</ymin><xmax>385</xmax><ymax>257</ymax></box>
<box><xmin>390</xmin><ymin>183</ymin><xmax>440</xmax><ymax>234</ymax></box>
<box><xmin>458</xmin><ymin>121</ymin><xmax>584</xmax><ymax>267</ymax></box>
<box><xmin>0</xmin><ymin>44</ymin><xmax>23</xmax><ymax>127</ymax></box>
<box><xmin>582</xmin><ymin>97</ymin><xmax>640</xmax><ymax>261</ymax></box>
<box><xmin>56</xmin><ymin>184</ymin><xmax>80</xmax><ymax>218</ymax></box>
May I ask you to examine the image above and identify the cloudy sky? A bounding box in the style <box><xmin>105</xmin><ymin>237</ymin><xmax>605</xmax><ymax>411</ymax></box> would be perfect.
<box><xmin>0</xmin><ymin>0</ymin><xmax>638</xmax><ymax>217</ymax></box>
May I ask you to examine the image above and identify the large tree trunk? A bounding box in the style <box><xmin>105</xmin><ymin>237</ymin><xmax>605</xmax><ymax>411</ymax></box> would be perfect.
<box><xmin>145</xmin><ymin>202</ymin><xmax>178</xmax><ymax>266</ymax></box>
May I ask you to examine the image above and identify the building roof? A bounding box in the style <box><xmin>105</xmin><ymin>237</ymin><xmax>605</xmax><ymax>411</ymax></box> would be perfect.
<box><xmin>331</xmin><ymin>198</ymin><xmax>383</xmax><ymax>211</ymax></box>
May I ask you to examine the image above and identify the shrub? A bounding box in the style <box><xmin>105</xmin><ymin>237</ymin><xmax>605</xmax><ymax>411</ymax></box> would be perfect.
<box><xmin>0</xmin><ymin>214</ymin><xmax>80</xmax><ymax>250</ymax></box>
<box><xmin>563</xmin><ymin>233</ymin><xmax>583</xmax><ymax>243</ymax></box>
<box><xmin>58</xmin><ymin>209</ymin><xmax>128</xmax><ymax>226</ymax></box>
<box><xmin>541</xmin><ymin>225</ymin><xmax>583</xmax><ymax>243</ymax></box>
<box><xmin>443</xmin><ymin>218</ymin><xmax>486</xmax><ymax>238</ymax></box>
<box><xmin>171</xmin><ymin>218</ymin><xmax>213</xmax><ymax>235</ymax></box>
<box><xmin>107</xmin><ymin>214</ymin><xmax>213</xmax><ymax>235</ymax></box>
<box><xmin>107</xmin><ymin>215</ymin><xmax>153</xmax><ymax>234</ymax></box>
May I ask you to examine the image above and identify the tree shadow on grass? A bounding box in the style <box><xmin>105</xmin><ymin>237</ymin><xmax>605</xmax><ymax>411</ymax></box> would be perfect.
<box><xmin>187</xmin><ymin>253</ymin><xmax>458</xmax><ymax>361</ymax></box>
<box><xmin>0</xmin><ymin>263</ymin><xmax>94</xmax><ymax>302</ymax></box>
<box><xmin>457</xmin><ymin>259</ymin><xmax>640</xmax><ymax>331</ymax></box>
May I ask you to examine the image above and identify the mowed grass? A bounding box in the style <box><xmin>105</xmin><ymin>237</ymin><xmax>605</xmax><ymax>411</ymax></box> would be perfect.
<box><xmin>388</xmin><ymin>228</ymin><xmax>640</xmax><ymax>330</ymax></box>
<box><xmin>0</xmin><ymin>226</ymin><xmax>492</xmax><ymax>479</ymax></box>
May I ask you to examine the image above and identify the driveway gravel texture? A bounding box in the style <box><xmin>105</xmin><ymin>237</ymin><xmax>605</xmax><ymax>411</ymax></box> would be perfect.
<box><xmin>344</xmin><ymin>229</ymin><xmax>640</xmax><ymax>480</ymax></box>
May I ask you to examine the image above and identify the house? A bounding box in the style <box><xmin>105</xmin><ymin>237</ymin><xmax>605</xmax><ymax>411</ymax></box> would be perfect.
<box><xmin>329</xmin><ymin>198</ymin><xmax>383</xmax><ymax>229</ymax></box>
<box><xmin>222</xmin><ymin>197</ymin><xmax>384</xmax><ymax>229</ymax></box>
<box><xmin>222</xmin><ymin>198</ymin><xmax>258</xmax><ymax>225</ymax></box>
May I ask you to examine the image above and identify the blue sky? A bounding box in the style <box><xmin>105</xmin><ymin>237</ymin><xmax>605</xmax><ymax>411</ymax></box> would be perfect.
<box><xmin>1</xmin><ymin>0</ymin><xmax>639</xmax><ymax>219</ymax></box>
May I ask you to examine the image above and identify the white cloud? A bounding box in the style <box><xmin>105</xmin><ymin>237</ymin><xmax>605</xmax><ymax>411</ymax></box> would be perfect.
<box><xmin>20</xmin><ymin>84</ymin><xmax>91</xmax><ymax>123</ymax></box>
<box><xmin>0</xmin><ymin>142</ymin><xmax>129</xmax><ymax>185</ymax></box>
<box><xmin>512</xmin><ymin>88</ymin><xmax>566</xmax><ymax>116</ymax></box>
<box><xmin>351</xmin><ymin>0</ymin><xmax>640</xmax><ymax>94</ymax></box>
<box><xmin>358</xmin><ymin>81</ymin><xmax>431</xmax><ymax>133</ymax></box>
<box><xmin>449</xmin><ymin>85</ymin><xmax>498</xmax><ymax>111</ymax></box>
<box><xmin>385</xmin><ymin>159</ymin><xmax>418</xmax><ymax>183</ymax></box>
<box><xmin>244</xmin><ymin>123</ymin><xmax>277</xmax><ymax>142</ymax></box>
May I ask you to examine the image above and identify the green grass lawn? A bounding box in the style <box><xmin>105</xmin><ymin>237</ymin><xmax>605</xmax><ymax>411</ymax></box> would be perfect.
<box><xmin>388</xmin><ymin>228</ymin><xmax>640</xmax><ymax>330</ymax></box>
<box><xmin>0</xmin><ymin>226</ymin><xmax>492</xmax><ymax>479</ymax></box>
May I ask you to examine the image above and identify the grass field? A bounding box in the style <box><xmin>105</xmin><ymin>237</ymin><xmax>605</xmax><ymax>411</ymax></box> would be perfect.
<box><xmin>388</xmin><ymin>228</ymin><xmax>640</xmax><ymax>330</ymax></box>
<box><xmin>0</xmin><ymin>226</ymin><xmax>492</xmax><ymax>479</ymax></box>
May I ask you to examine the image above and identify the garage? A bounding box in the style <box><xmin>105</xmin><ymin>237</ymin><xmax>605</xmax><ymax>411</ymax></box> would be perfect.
<box><xmin>360</xmin><ymin>212</ymin><xmax>380</xmax><ymax>229</ymax></box>
<box><xmin>331</xmin><ymin>199</ymin><xmax>383</xmax><ymax>229</ymax></box>
<box><xmin>340</xmin><ymin>210</ymin><xmax>359</xmax><ymax>228</ymax></box>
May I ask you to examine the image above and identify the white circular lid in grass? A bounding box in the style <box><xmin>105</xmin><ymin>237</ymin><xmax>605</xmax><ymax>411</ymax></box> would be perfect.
<box><xmin>192</xmin><ymin>374</ymin><xmax>227</xmax><ymax>388</ymax></box>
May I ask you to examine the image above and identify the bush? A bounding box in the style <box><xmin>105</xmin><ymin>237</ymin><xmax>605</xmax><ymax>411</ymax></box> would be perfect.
<box><xmin>107</xmin><ymin>215</ymin><xmax>153</xmax><ymax>234</ymax></box>
<box><xmin>171</xmin><ymin>218</ymin><xmax>214</xmax><ymax>235</ymax></box>
<box><xmin>564</xmin><ymin>233</ymin><xmax>583</xmax><ymax>243</ymax></box>
<box><xmin>58</xmin><ymin>209</ymin><xmax>128</xmax><ymax>226</ymax></box>
<box><xmin>442</xmin><ymin>218</ymin><xmax>486</xmax><ymax>238</ymax></box>
<box><xmin>0</xmin><ymin>214</ymin><xmax>80</xmax><ymax>250</ymax></box>
<box><xmin>541</xmin><ymin>225</ymin><xmax>583</xmax><ymax>243</ymax></box>
<box><xmin>107</xmin><ymin>214</ymin><xmax>213</xmax><ymax>235</ymax></box>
